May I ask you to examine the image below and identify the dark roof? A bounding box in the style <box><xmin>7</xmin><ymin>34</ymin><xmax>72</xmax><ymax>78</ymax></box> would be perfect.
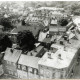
<box><xmin>35</xmin><ymin>46</ymin><xmax>44</xmax><ymax>53</ymax></box>
<box><xmin>42</xmin><ymin>37</ymin><xmax>51</xmax><ymax>43</ymax></box>
<box><xmin>4</xmin><ymin>48</ymin><xmax>22</xmax><ymax>63</ymax></box>
<box><xmin>27</xmin><ymin>46</ymin><xmax>44</xmax><ymax>57</ymax></box>
<box><xmin>11</xmin><ymin>25</ymin><xmax>40</xmax><ymax>37</ymax></box>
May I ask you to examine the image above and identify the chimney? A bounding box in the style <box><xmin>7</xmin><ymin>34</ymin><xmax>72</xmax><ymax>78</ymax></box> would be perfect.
<box><xmin>30</xmin><ymin>52</ymin><xmax>33</xmax><ymax>56</ymax></box>
<box><xmin>58</xmin><ymin>54</ymin><xmax>62</xmax><ymax>60</ymax></box>
<box><xmin>10</xmin><ymin>48</ymin><xmax>14</xmax><ymax>53</ymax></box>
<box><xmin>64</xmin><ymin>45</ymin><xmax>66</xmax><ymax>51</ymax></box>
<box><xmin>48</xmin><ymin>52</ymin><xmax>52</xmax><ymax>59</ymax></box>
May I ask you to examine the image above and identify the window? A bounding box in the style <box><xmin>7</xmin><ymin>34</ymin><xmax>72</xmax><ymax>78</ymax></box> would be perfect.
<box><xmin>34</xmin><ymin>69</ymin><xmax>38</xmax><ymax>75</ymax></box>
<box><xmin>22</xmin><ymin>65</ymin><xmax>26</xmax><ymax>71</ymax></box>
<box><xmin>8</xmin><ymin>70</ymin><xmax>13</xmax><ymax>75</ymax></box>
<box><xmin>14</xmin><ymin>72</ymin><xmax>18</xmax><ymax>76</ymax></box>
<box><xmin>28</xmin><ymin>67</ymin><xmax>32</xmax><ymax>72</ymax></box>
<box><xmin>46</xmin><ymin>71</ymin><xmax>50</xmax><ymax>78</ymax></box>
<box><xmin>40</xmin><ymin>69</ymin><xmax>44</xmax><ymax>75</ymax></box>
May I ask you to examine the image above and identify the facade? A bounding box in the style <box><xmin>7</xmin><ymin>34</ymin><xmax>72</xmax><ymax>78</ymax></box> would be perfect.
<box><xmin>17</xmin><ymin>54</ymin><xmax>40</xmax><ymax>79</ymax></box>
<box><xmin>27</xmin><ymin>16</ymin><xmax>44</xmax><ymax>24</ymax></box>
<box><xmin>49</xmin><ymin>26</ymin><xmax>59</xmax><ymax>35</ymax></box>
<box><xmin>38</xmin><ymin>43</ymin><xmax>79</xmax><ymax>79</ymax></box>
<box><xmin>49</xmin><ymin>26</ymin><xmax>66</xmax><ymax>35</ymax></box>
<box><xmin>3</xmin><ymin>48</ymin><xmax>22</xmax><ymax>77</ymax></box>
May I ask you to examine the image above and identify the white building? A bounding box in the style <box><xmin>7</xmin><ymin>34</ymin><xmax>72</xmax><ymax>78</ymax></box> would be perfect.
<box><xmin>38</xmin><ymin>43</ymin><xmax>79</xmax><ymax>79</ymax></box>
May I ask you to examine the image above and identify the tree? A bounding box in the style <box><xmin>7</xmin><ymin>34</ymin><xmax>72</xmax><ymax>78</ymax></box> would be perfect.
<box><xmin>59</xmin><ymin>18</ymin><xmax>68</xmax><ymax>26</ymax></box>
<box><xmin>17</xmin><ymin>30</ymin><xmax>36</xmax><ymax>51</ymax></box>
<box><xmin>0</xmin><ymin>33</ymin><xmax>12</xmax><ymax>52</ymax></box>
<box><xmin>22</xmin><ymin>19</ymin><xmax>26</xmax><ymax>26</ymax></box>
<box><xmin>0</xmin><ymin>17</ymin><xmax>14</xmax><ymax>31</ymax></box>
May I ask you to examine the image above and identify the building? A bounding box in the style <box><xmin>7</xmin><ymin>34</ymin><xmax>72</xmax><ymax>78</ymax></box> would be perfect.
<box><xmin>10</xmin><ymin>25</ymin><xmax>41</xmax><ymax>43</ymax></box>
<box><xmin>41</xmin><ymin>37</ymin><xmax>52</xmax><ymax>50</ymax></box>
<box><xmin>27</xmin><ymin>16</ymin><xmax>44</xmax><ymax>24</ymax></box>
<box><xmin>49</xmin><ymin>26</ymin><xmax>58</xmax><ymax>35</ymax></box>
<box><xmin>26</xmin><ymin>46</ymin><xmax>45</xmax><ymax>58</ymax></box>
<box><xmin>49</xmin><ymin>26</ymin><xmax>66</xmax><ymax>35</ymax></box>
<box><xmin>50</xmin><ymin>18</ymin><xmax>58</xmax><ymax>26</ymax></box>
<box><xmin>3</xmin><ymin>48</ymin><xmax>22</xmax><ymax>78</ymax></box>
<box><xmin>17</xmin><ymin>54</ymin><xmax>40</xmax><ymax>79</ymax></box>
<box><xmin>38</xmin><ymin>43</ymin><xmax>79</xmax><ymax>79</ymax></box>
<box><xmin>49</xmin><ymin>11</ymin><xmax>63</xmax><ymax>20</ymax></box>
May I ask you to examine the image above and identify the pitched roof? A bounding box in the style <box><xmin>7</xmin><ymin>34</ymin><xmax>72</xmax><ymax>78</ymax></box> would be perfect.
<box><xmin>18</xmin><ymin>54</ymin><xmax>40</xmax><ymax>69</ymax></box>
<box><xmin>42</xmin><ymin>37</ymin><xmax>51</xmax><ymax>43</ymax></box>
<box><xmin>4</xmin><ymin>48</ymin><xmax>22</xmax><ymax>63</ymax></box>
<box><xmin>49</xmin><ymin>26</ymin><xmax>58</xmax><ymax>32</ymax></box>
<box><xmin>11</xmin><ymin>25</ymin><xmax>40</xmax><ymax>37</ymax></box>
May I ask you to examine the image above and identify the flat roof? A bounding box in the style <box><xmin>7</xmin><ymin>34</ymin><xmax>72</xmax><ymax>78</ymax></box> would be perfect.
<box><xmin>18</xmin><ymin>54</ymin><xmax>40</xmax><ymax>69</ymax></box>
<box><xmin>38</xmin><ymin>47</ymin><xmax>77</xmax><ymax>69</ymax></box>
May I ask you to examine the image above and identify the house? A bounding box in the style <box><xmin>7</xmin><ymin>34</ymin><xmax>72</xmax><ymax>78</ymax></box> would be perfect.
<box><xmin>41</xmin><ymin>37</ymin><xmax>52</xmax><ymax>50</ymax></box>
<box><xmin>17</xmin><ymin>54</ymin><xmax>40</xmax><ymax>79</ymax></box>
<box><xmin>38</xmin><ymin>31</ymin><xmax>49</xmax><ymax>42</ymax></box>
<box><xmin>58</xmin><ymin>27</ymin><xmax>66</xmax><ymax>35</ymax></box>
<box><xmin>49</xmin><ymin>26</ymin><xmax>58</xmax><ymax>35</ymax></box>
<box><xmin>10</xmin><ymin>25</ymin><xmax>41</xmax><ymax>43</ymax></box>
<box><xmin>50</xmin><ymin>18</ymin><xmax>58</xmax><ymax>26</ymax></box>
<box><xmin>49</xmin><ymin>26</ymin><xmax>66</xmax><ymax>36</ymax></box>
<box><xmin>27</xmin><ymin>16</ymin><xmax>44</xmax><ymax>24</ymax></box>
<box><xmin>38</xmin><ymin>43</ymin><xmax>79</xmax><ymax>79</ymax></box>
<box><xmin>43</xmin><ymin>18</ymin><xmax>50</xmax><ymax>27</ymax></box>
<box><xmin>3</xmin><ymin>48</ymin><xmax>22</xmax><ymax>78</ymax></box>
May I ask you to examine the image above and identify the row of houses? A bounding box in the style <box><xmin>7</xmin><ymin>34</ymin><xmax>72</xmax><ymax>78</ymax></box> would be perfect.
<box><xmin>2</xmin><ymin>26</ymin><xmax>80</xmax><ymax>79</ymax></box>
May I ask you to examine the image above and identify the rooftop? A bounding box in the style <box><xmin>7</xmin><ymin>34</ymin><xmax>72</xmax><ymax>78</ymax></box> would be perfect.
<box><xmin>4</xmin><ymin>48</ymin><xmax>22</xmax><ymax>63</ymax></box>
<box><xmin>11</xmin><ymin>25</ymin><xmax>40</xmax><ymax>37</ymax></box>
<box><xmin>49</xmin><ymin>26</ymin><xmax>66</xmax><ymax>32</ymax></box>
<box><xmin>18</xmin><ymin>54</ymin><xmax>40</xmax><ymax>69</ymax></box>
<box><xmin>42</xmin><ymin>37</ymin><xmax>51</xmax><ymax>43</ymax></box>
<box><xmin>38</xmin><ymin>47</ymin><xmax>77</xmax><ymax>69</ymax></box>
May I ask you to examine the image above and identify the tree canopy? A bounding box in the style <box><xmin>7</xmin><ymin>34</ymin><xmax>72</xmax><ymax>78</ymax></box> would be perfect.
<box><xmin>0</xmin><ymin>33</ymin><xmax>12</xmax><ymax>52</ymax></box>
<box><xmin>59</xmin><ymin>18</ymin><xmax>68</xmax><ymax>26</ymax></box>
<box><xmin>0</xmin><ymin>17</ymin><xmax>14</xmax><ymax>31</ymax></box>
<box><xmin>17</xmin><ymin>30</ymin><xmax>36</xmax><ymax>51</ymax></box>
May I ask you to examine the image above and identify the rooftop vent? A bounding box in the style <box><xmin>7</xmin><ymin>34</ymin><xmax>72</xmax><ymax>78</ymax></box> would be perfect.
<box><xmin>30</xmin><ymin>52</ymin><xmax>33</xmax><ymax>56</ymax></box>
<box><xmin>58</xmin><ymin>54</ymin><xmax>62</xmax><ymax>60</ymax></box>
<box><xmin>48</xmin><ymin>52</ymin><xmax>52</xmax><ymax>59</ymax></box>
